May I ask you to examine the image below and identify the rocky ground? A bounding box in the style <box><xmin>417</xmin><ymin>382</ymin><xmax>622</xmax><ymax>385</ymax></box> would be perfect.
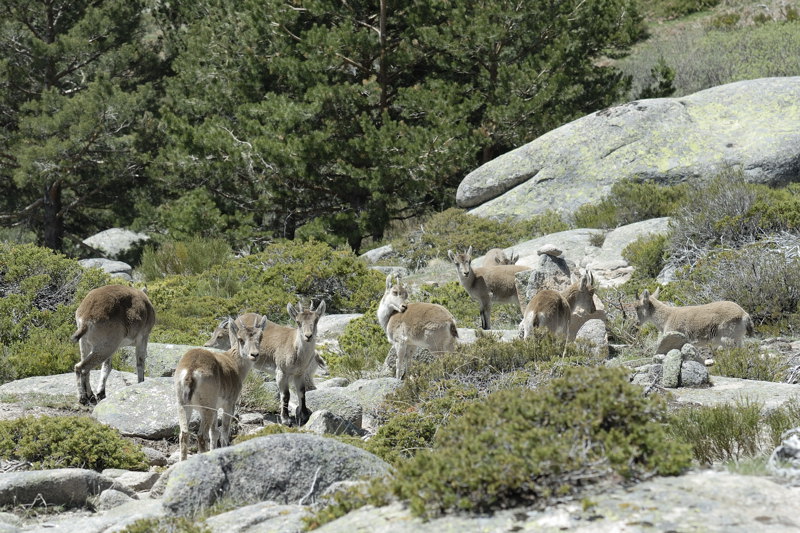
<box><xmin>1</xmin><ymin>234</ymin><xmax>800</xmax><ymax>532</ymax></box>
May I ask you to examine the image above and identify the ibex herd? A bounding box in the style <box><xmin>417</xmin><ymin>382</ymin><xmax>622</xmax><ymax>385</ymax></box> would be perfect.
<box><xmin>69</xmin><ymin>244</ymin><xmax>754</xmax><ymax>460</ymax></box>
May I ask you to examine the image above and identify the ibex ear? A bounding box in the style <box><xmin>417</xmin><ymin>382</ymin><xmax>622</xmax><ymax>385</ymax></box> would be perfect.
<box><xmin>466</xmin><ymin>245</ymin><xmax>473</xmax><ymax>257</ymax></box>
<box><xmin>448</xmin><ymin>250</ymin><xmax>456</xmax><ymax>262</ymax></box>
<box><xmin>287</xmin><ymin>303</ymin><xmax>298</xmax><ymax>320</ymax></box>
<box><xmin>255</xmin><ymin>314</ymin><xmax>268</xmax><ymax>331</ymax></box>
<box><xmin>314</xmin><ymin>300</ymin><xmax>326</xmax><ymax>317</ymax></box>
<box><xmin>385</xmin><ymin>274</ymin><xmax>393</xmax><ymax>290</ymax></box>
<box><xmin>227</xmin><ymin>316</ymin><xmax>240</xmax><ymax>346</ymax></box>
<box><xmin>652</xmin><ymin>286</ymin><xmax>661</xmax><ymax>299</ymax></box>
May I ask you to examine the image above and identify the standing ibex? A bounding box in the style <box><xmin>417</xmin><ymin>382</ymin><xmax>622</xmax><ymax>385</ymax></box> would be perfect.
<box><xmin>520</xmin><ymin>270</ymin><xmax>597</xmax><ymax>341</ymax></box>
<box><xmin>448</xmin><ymin>246</ymin><xmax>530</xmax><ymax>330</ymax></box>
<box><xmin>71</xmin><ymin>285</ymin><xmax>156</xmax><ymax>405</ymax></box>
<box><xmin>635</xmin><ymin>288</ymin><xmax>753</xmax><ymax>348</ymax></box>
<box><xmin>378</xmin><ymin>275</ymin><xmax>458</xmax><ymax>379</ymax></box>
<box><xmin>259</xmin><ymin>301</ymin><xmax>326</xmax><ymax>426</ymax></box>
<box><xmin>484</xmin><ymin>248</ymin><xmax>519</xmax><ymax>265</ymax></box>
<box><xmin>175</xmin><ymin>314</ymin><xmax>268</xmax><ymax>461</ymax></box>
<box><xmin>204</xmin><ymin>312</ymin><xmax>326</xmax><ymax>387</ymax></box>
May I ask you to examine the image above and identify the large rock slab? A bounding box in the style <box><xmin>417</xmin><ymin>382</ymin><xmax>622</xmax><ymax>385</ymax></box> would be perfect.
<box><xmin>0</xmin><ymin>469</ymin><xmax>125</xmax><ymax>509</ymax></box>
<box><xmin>117</xmin><ymin>343</ymin><xmax>215</xmax><ymax>378</ymax></box>
<box><xmin>78</xmin><ymin>258</ymin><xmax>133</xmax><ymax>281</ymax></box>
<box><xmin>459</xmin><ymin>77</ymin><xmax>800</xmax><ymax>218</ymax></box>
<box><xmin>161</xmin><ymin>433</ymin><xmax>390</xmax><ymax>516</ymax></box>
<box><xmin>92</xmin><ymin>377</ymin><xmax>177</xmax><ymax>439</ymax></box>
<box><xmin>0</xmin><ymin>370</ymin><xmax>138</xmax><ymax>404</ymax></box>
<box><xmin>82</xmin><ymin>228</ymin><xmax>149</xmax><ymax>261</ymax></box>
<box><xmin>23</xmin><ymin>498</ymin><xmax>167</xmax><ymax>532</ymax></box>
<box><xmin>672</xmin><ymin>376</ymin><xmax>800</xmax><ymax>409</ymax></box>
<box><xmin>204</xmin><ymin>501</ymin><xmax>309</xmax><ymax>533</ymax></box>
<box><xmin>314</xmin><ymin>471</ymin><xmax>800</xmax><ymax>532</ymax></box>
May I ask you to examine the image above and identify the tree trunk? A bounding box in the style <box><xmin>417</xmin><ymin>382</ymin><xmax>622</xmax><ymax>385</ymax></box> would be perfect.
<box><xmin>43</xmin><ymin>181</ymin><xmax>63</xmax><ymax>251</ymax></box>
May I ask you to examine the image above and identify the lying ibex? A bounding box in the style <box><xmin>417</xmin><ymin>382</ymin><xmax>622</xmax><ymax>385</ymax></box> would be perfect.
<box><xmin>520</xmin><ymin>270</ymin><xmax>597</xmax><ymax>340</ymax></box>
<box><xmin>635</xmin><ymin>288</ymin><xmax>753</xmax><ymax>348</ymax></box>
<box><xmin>378</xmin><ymin>275</ymin><xmax>458</xmax><ymax>379</ymax></box>
<box><xmin>259</xmin><ymin>301</ymin><xmax>326</xmax><ymax>426</ymax></box>
<box><xmin>175</xmin><ymin>314</ymin><xmax>268</xmax><ymax>461</ymax></box>
<box><xmin>484</xmin><ymin>248</ymin><xmax>519</xmax><ymax>265</ymax></box>
<box><xmin>71</xmin><ymin>285</ymin><xmax>156</xmax><ymax>405</ymax></box>
<box><xmin>204</xmin><ymin>312</ymin><xmax>326</xmax><ymax>386</ymax></box>
<box><xmin>448</xmin><ymin>246</ymin><xmax>530</xmax><ymax>330</ymax></box>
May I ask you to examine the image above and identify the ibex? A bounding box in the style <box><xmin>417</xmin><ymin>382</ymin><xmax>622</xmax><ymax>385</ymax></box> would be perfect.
<box><xmin>175</xmin><ymin>314</ymin><xmax>268</xmax><ymax>461</ymax></box>
<box><xmin>484</xmin><ymin>248</ymin><xmax>519</xmax><ymax>265</ymax></box>
<box><xmin>635</xmin><ymin>288</ymin><xmax>753</xmax><ymax>348</ymax></box>
<box><xmin>204</xmin><ymin>312</ymin><xmax>326</xmax><ymax>388</ymax></box>
<box><xmin>378</xmin><ymin>275</ymin><xmax>458</xmax><ymax>379</ymax></box>
<box><xmin>448</xmin><ymin>246</ymin><xmax>530</xmax><ymax>330</ymax></box>
<box><xmin>520</xmin><ymin>270</ymin><xmax>597</xmax><ymax>341</ymax></box>
<box><xmin>259</xmin><ymin>301</ymin><xmax>326</xmax><ymax>426</ymax></box>
<box><xmin>71</xmin><ymin>285</ymin><xmax>156</xmax><ymax>405</ymax></box>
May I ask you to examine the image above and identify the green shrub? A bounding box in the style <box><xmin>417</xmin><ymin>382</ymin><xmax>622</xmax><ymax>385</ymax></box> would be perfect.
<box><xmin>710</xmin><ymin>346</ymin><xmax>788</xmax><ymax>382</ymax></box>
<box><xmin>673</xmin><ymin>244</ymin><xmax>800</xmax><ymax>327</ymax></box>
<box><xmin>146</xmin><ymin>240</ymin><xmax>385</xmax><ymax>345</ymax></box>
<box><xmin>330</xmin><ymin>302</ymin><xmax>391</xmax><ymax>378</ymax></box>
<box><xmin>622</xmin><ymin>233</ymin><xmax>670</xmax><ymax>280</ymax></box>
<box><xmin>0</xmin><ymin>243</ymin><xmax>111</xmax><ymax>382</ymax></box>
<box><xmin>138</xmin><ymin>236</ymin><xmax>232</xmax><ymax>281</ymax></box>
<box><xmin>238</xmin><ymin>372</ymin><xmax>281</xmax><ymax>414</ymax></box>
<box><xmin>643</xmin><ymin>0</ymin><xmax>721</xmax><ymax>19</ymax></box>
<box><xmin>765</xmin><ymin>398</ymin><xmax>800</xmax><ymax>447</ymax></box>
<box><xmin>0</xmin><ymin>416</ymin><xmax>148</xmax><ymax>471</ymax></box>
<box><xmin>666</xmin><ymin>399</ymin><xmax>788</xmax><ymax>465</ymax></box>
<box><xmin>120</xmin><ymin>517</ymin><xmax>211</xmax><ymax>533</ymax></box>
<box><xmin>390</xmin><ymin>208</ymin><xmax>566</xmax><ymax>269</ymax></box>
<box><xmin>389</xmin><ymin>366</ymin><xmax>691</xmax><ymax>518</ymax></box>
<box><xmin>573</xmin><ymin>179</ymin><xmax>687</xmax><ymax>229</ymax></box>
<box><xmin>232</xmin><ymin>423</ymin><xmax>300</xmax><ymax>445</ymax></box>
<box><xmin>707</xmin><ymin>12</ymin><xmax>741</xmax><ymax>29</ymax></box>
<box><xmin>364</xmin><ymin>412</ymin><xmax>439</xmax><ymax>466</ymax></box>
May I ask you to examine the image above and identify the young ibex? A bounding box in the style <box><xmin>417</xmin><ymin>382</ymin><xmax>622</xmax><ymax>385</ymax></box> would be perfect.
<box><xmin>448</xmin><ymin>246</ymin><xmax>530</xmax><ymax>330</ymax></box>
<box><xmin>174</xmin><ymin>314</ymin><xmax>268</xmax><ymax>461</ymax></box>
<box><xmin>71</xmin><ymin>285</ymin><xmax>156</xmax><ymax>405</ymax></box>
<box><xmin>484</xmin><ymin>248</ymin><xmax>519</xmax><ymax>265</ymax></box>
<box><xmin>259</xmin><ymin>301</ymin><xmax>326</xmax><ymax>426</ymax></box>
<box><xmin>378</xmin><ymin>275</ymin><xmax>458</xmax><ymax>379</ymax></box>
<box><xmin>204</xmin><ymin>312</ymin><xmax>326</xmax><ymax>385</ymax></box>
<box><xmin>635</xmin><ymin>288</ymin><xmax>753</xmax><ymax>348</ymax></box>
<box><xmin>520</xmin><ymin>270</ymin><xmax>597</xmax><ymax>341</ymax></box>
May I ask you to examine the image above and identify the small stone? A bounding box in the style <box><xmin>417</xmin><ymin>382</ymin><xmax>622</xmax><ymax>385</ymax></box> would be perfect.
<box><xmin>653</xmin><ymin>353</ymin><xmax>666</xmax><ymax>364</ymax></box>
<box><xmin>662</xmin><ymin>349</ymin><xmax>682</xmax><ymax>388</ymax></box>
<box><xmin>681</xmin><ymin>343</ymin><xmax>702</xmax><ymax>364</ymax></box>
<box><xmin>536</xmin><ymin>244</ymin><xmax>562</xmax><ymax>257</ymax></box>
<box><xmin>656</xmin><ymin>331</ymin><xmax>689</xmax><ymax>355</ymax></box>
<box><xmin>680</xmin><ymin>360</ymin><xmax>710</xmax><ymax>387</ymax></box>
<box><xmin>239</xmin><ymin>412</ymin><xmax>264</xmax><ymax>425</ymax></box>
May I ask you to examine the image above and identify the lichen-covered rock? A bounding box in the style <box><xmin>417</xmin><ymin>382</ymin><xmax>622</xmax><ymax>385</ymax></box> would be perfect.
<box><xmin>662</xmin><ymin>349</ymin><xmax>682</xmax><ymax>388</ymax></box>
<box><xmin>161</xmin><ymin>433</ymin><xmax>390</xmax><ymax>516</ymax></box>
<box><xmin>92</xmin><ymin>378</ymin><xmax>177</xmax><ymax>439</ymax></box>
<box><xmin>459</xmin><ymin>78</ymin><xmax>800</xmax><ymax>219</ymax></box>
<box><xmin>656</xmin><ymin>332</ymin><xmax>690</xmax><ymax>355</ymax></box>
<box><xmin>680</xmin><ymin>360</ymin><xmax>710</xmax><ymax>388</ymax></box>
<box><xmin>304</xmin><ymin>410</ymin><xmax>363</xmax><ymax>437</ymax></box>
<box><xmin>305</xmin><ymin>388</ymin><xmax>363</xmax><ymax>429</ymax></box>
<box><xmin>0</xmin><ymin>469</ymin><xmax>126</xmax><ymax>509</ymax></box>
<box><xmin>574</xmin><ymin>319</ymin><xmax>609</xmax><ymax>358</ymax></box>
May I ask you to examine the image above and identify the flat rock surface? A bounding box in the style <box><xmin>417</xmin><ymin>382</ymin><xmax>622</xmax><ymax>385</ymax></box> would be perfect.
<box><xmin>315</xmin><ymin>470</ymin><xmax>800</xmax><ymax>532</ymax></box>
<box><xmin>671</xmin><ymin>376</ymin><xmax>800</xmax><ymax>409</ymax></box>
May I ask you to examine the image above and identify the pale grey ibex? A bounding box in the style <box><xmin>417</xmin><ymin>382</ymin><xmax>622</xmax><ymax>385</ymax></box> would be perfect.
<box><xmin>204</xmin><ymin>312</ymin><xmax>326</xmax><ymax>387</ymax></box>
<box><xmin>71</xmin><ymin>285</ymin><xmax>156</xmax><ymax>405</ymax></box>
<box><xmin>448</xmin><ymin>246</ymin><xmax>530</xmax><ymax>330</ymax></box>
<box><xmin>520</xmin><ymin>270</ymin><xmax>597</xmax><ymax>341</ymax></box>
<box><xmin>260</xmin><ymin>301</ymin><xmax>326</xmax><ymax>426</ymax></box>
<box><xmin>635</xmin><ymin>288</ymin><xmax>753</xmax><ymax>348</ymax></box>
<box><xmin>175</xmin><ymin>314</ymin><xmax>268</xmax><ymax>461</ymax></box>
<box><xmin>378</xmin><ymin>274</ymin><xmax>458</xmax><ymax>379</ymax></box>
<box><xmin>484</xmin><ymin>248</ymin><xmax>519</xmax><ymax>265</ymax></box>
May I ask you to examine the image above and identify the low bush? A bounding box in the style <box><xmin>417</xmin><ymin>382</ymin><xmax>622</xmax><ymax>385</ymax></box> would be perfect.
<box><xmin>329</xmin><ymin>303</ymin><xmax>391</xmax><ymax>378</ymax></box>
<box><xmin>146</xmin><ymin>240</ymin><xmax>385</xmax><ymax>345</ymax></box>
<box><xmin>390</xmin><ymin>366</ymin><xmax>691</xmax><ymax>518</ymax></box>
<box><xmin>0</xmin><ymin>416</ymin><xmax>148</xmax><ymax>471</ymax></box>
<box><xmin>667</xmin><ymin>398</ymin><xmax>800</xmax><ymax>465</ymax></box>
<box><xmin>672</xmin><ymin>244</ymin><xmax>800</xmax><ymax>328</ymax></box>
<box><xmin>138</xmin><ymin>236</ymin><xmax>232</xmax><ymax>281</ymax></box>
<box><xmin>622</xmin><ymin>233</ymin><xmax>670</xmax><ymax>280</ymax></box>
<box><xmin>0</xmin><ymin>243</ymin><xmax>111</xmax><ymax>382</ymax></box>
<box><xmin>573</xmin><ymin>179</ymin><xmax>686</xmax><ymax>229</ymax></box>
<box><xmin>710</xmin><ymin>346</ymin><xmax>788</xmax><ymax>382</ymax></box>
<box><xmin>390</xmin><ymin>208</ymin><xmax>567</xmax><ymax>270</ymax></box>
